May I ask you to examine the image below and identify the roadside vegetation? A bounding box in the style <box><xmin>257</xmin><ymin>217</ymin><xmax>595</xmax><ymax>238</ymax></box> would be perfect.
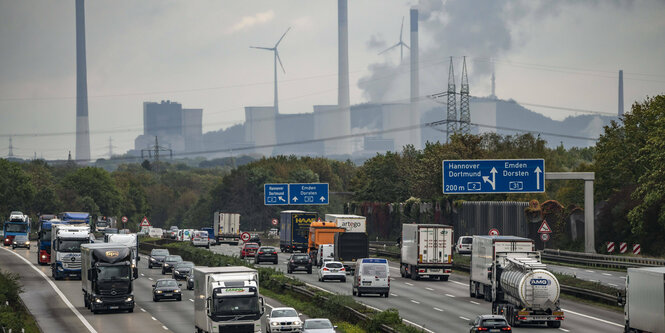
<box><xmin>0</xmin><ymin>269</ymin><xmax>40</xmax><ymax>333</ymax></box>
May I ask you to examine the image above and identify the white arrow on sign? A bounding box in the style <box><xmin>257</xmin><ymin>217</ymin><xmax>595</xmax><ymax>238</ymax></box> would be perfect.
<box><xmin>534</xmin><ymin>166</ymin><xmax>542</xmax><ymax>190</ymax></box>
<box><xmin>278</xmin><ymin>196</ymin><xmax>286</xmax><ymax>202</ymax></box>
<box><xmin>319</xmin><ymin>196</ymin><xmax>325</xmax><ymax>202</ymax></box>
<box><xmin>292</xmin><ymin>196</ymin><xmax>298</xmax><ymax>202</ymax></box>
<box><xmin>482</xmin><ymin>167</ymin><xmax>497</xmax><ymax>190</ymax></box>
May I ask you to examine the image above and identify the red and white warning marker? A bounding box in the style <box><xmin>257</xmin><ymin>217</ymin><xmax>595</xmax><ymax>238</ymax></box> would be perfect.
<box><xmin>619</xmin><ymin>242</ymin><xmax>628</xmax><ymax>254</ymax></box>
<box><xmin>633</xmin><ymin>244</ymin><xmax>641</xmax><ymax>255</ymax></box>
<box><xmin>240</xmin><ymin>232</ymin><xmax>251</xmax><ymax>242</ymax></box>
<box><xmin>606</xmin><ymin>241</ymin><xmax>615</xmax><ymax>253</ymax></box>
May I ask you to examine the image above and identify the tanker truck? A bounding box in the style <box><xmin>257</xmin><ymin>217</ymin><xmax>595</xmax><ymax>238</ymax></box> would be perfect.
<box><xmin>470</xmin><ymin>236</ymin><xmax>564</xmax><ymax>328</ymax></box>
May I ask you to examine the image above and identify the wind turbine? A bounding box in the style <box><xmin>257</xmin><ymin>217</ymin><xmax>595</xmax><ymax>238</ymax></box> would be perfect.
<box><xmin>379</xmin><ymin>16</ymin><xmax>409</xmax><ymax>62</ymax></box>
<box><xmin>250</xmin><ymin>27</ymin><xmax>291</xmax><ymax>115</ymax></box>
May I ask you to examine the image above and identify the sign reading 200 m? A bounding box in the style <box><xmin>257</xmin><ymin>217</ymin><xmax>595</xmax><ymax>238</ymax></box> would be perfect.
<box><xmin>442</xmin><ymin>159</ymin><xmax>545</xmax><ymax>194</ymax></box>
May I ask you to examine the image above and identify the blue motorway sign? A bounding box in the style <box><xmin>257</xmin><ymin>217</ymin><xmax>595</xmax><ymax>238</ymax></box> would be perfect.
<box><xmin>264</xmin><ymin>184</ymin><xmax>289</xmax><ymax>205</ymax></box>
<box><xmin>442</xmin><ymin>159</ymin><xmax>545</xmax><ymax>194</ymax></box>
<box><xmin>289</xmin><ymin>183</ymin><xmax>329</xmax><ymax>205</ymax></box>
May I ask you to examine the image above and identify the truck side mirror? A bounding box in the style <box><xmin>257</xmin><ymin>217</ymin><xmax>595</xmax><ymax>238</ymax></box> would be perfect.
<box><xmin>206</xmin><ymin>297</ymin><xmax>212</xmax><ymax>316</ymax></box>
<box><xmin>133</xmin><ymin>268</ymin><xmax>138</xmax><ymax>279</ymax></box>
<box><xmin>617</xmin><ymin>291</ymin><xmax>625</xmax><ymax>307</ymax></box>
<box><xmin>259</xmin><ymin>297</ymin><xmax>265</xmax><ymax>315</ymax></box>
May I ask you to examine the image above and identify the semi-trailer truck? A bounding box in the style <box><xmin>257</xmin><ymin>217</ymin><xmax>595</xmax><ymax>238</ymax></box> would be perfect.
<box><xmin>51</xmin><ymin>224</ymin><xmax>91</xmax><ymax>280</ymax></box>
<box><xmin>334</xmin><ymin>232</ymin><xmax>369</xmax><ymax>273</ymax></box>
<box><xmin>213</xmin><ymin>212</ymin><xmax>240</xmax><ymax>245</ymax></box>
<box><xmin>81</xmin><ymin>243</ymin><xmax>135</xmax><ymax>314</ymax></box>
<box><xmin>471</xmin><ymin>236</ymin><xmax>564</xmax><ymax>328</ymax></box>
<box><xmin>620</xmin><ymin>266</ymin><xmax>665</xmax><ymax>333</ymax></box>
<box><xmin>280</xmin><ymin>210</ymin><xmax>317</xmax><ymax>253</ymax></box>
<box><xmin>324</xmin><ymin>214</ymin><xmax>366</xmax><ymax>233</ymax></box>
<box><xmin>307</xmin><ymin>221</ymin><xmax>345</xmax><ymax>261</ymax></box>
<box><xmin>59</xmin><ymin>212</ymin><xmax>91</xmax><ymax>225</ymax></box>
<box><xmin>400</xmin><ymin>224</ymin><xmax>454</xmax><ymax>281</ymax></box>
<box><xmin>37</xmin><ymin>217</ymin><xmax>63</xmax><ymax>265</ymax></box>
<box><xmin>105</xmin><ymin>233</ymin><xmax>140</xmax><ymax>278</ymax></box>
<box><xmin>194</xmin><ymin>266</ymin><xmax>264</xmax><ymax>333</ymax></box>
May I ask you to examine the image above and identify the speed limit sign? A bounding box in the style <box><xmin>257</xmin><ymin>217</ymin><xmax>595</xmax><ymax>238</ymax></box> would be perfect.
<box><xmin>241</xmin><ymin>232</ymin><xmax>251</xmax><ymax>242</ymax></box>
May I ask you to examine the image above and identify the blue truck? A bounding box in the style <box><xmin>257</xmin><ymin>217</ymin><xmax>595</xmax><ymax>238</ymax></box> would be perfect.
<box><xmin>37</xmin><ymin>214</ymin><xmax>60</xmax><ymax>265</ymax></box>
<box><xmin>3</xmin><ymin>211</ymin><xmax>30</xmax><ymax>247</ymax></box>
<box><xmin>59</xmin><ymin>212</ymin><xmax>91</xmax><ymax>225</ymax></box>
<box><xmin>279</xmin><ymin>210</ymin><xmax>318</xmax><ymax>253</ymax></box>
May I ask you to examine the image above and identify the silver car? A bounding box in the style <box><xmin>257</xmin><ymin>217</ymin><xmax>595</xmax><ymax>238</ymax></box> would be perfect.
<box><xmin>266</xmin><ymin>307</ymin><xmax>302</xmax><ymax>333</ymax></box>
<box><xmin>302</xmin><ymin>319</ymin><xmax>336</xmax><ymax>333</ymax></box>
<box><xmin>318</xmin><ymin>261</ymin><xmax>346</xmax><ymax>282</ymax></box>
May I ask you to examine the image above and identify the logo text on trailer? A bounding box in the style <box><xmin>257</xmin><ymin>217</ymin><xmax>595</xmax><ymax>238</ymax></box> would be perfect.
<box><xmin>530</xmin><ymin>278</ymin><xmax>550</xmax><ymax>286</ymax></box>
<box><xmin>106</xmin><ymin>251</ymin><xmax>119</xmax><ymax>258</ymax></box>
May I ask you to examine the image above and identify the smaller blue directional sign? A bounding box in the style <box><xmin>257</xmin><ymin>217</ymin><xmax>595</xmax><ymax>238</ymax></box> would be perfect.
<box><xmin>289</xmin><ymin>183</ymin><xmax>329</xmax><ymax>205</ymax></box>
<box><xmin>264</xmin><ymin>184</ymin><xmax>289</xmax><ymax>205</ymax></box>
<box><xmin>443</xmin><ymin>159</ymin><xmax>545</xmax><ymax>194</ymax></box>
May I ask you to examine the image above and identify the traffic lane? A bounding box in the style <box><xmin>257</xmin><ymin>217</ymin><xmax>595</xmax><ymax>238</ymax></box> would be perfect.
<box><xmin>547</xmin><ymin>263</ymin><xmax>626</xmax><ymax>289</ymax></box>
<box><xmin>10</xmin><ymin>245</ymin><xmax>172</xmax><ymax>333</ymax></box>
<box><xmin>0</xmin><ymin>246</ymin><xmax>90</xmax><ymax>333</ymax></box>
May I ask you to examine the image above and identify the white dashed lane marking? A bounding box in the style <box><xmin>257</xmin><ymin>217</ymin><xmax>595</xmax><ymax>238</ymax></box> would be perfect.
<box><xmin>470</xmin><ymin>301</ymin><xmax>480</xmax><ymax>305</ymax></box>
<box><xmin>460</xmin><ymin>316</ymin><xmax>470</xmax><ymax>321</ymax></box>
<box><xmin>140</xmin><ymin>308</ymin><xmax>146</xmax><ymax>312</ymax></box>
<box><xmin>425</xmin><ymin>287</ymin><xmax>434</xmax><ymax>291</ymax></box>
<box><xmin>410</xmin><ymin>300</ymin><xmax>420</xmax><ymax>304</ymax></box>
<box><xmin>390</xmin><ymin>293</ymin><xmax>398</xmax><ymax>297</ymax></box>
<box><xmin>151</xmin><ymin>316</ymin><xmax>157</xmax><ymax>321</ymax></box>
<box><xmin>405</xmin><ymin>282</ymin><xmax>414</xmax><ymax>286</ymax></box>
<box><xmin>602</xmin><ymin>273</ymin><xmax>612</xmax><ymax>276</ymax></box>
<box><xmin>434</xmin><ymin>307</ymin><xmax>444</xmax><ymax>312</ymax></box>
<box><xmin>162</xmin><ymin>326</ymin><xmax>169</xmax><ymax>330</ymax></box>
<box><xmin>445</xmin><ymin>294</ymin><xmax>455</xmax><ymax>298</ymax></box>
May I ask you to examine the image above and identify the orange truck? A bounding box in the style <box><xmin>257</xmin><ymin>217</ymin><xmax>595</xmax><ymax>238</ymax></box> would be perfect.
<box><xmin>307</xmin><ymin>221</ymin><xmax>345</xmax><ymax>260</ymax></box>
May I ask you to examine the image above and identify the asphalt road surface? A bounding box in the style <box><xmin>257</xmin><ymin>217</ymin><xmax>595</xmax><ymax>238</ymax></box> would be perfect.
<box><xmin>546</xmin><ymin>264</ymin><xmax>626</xmax><ymax>289</ymax></box>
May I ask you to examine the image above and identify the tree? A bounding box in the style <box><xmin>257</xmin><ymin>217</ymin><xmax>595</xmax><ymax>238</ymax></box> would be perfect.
<box><xmin>0</xmin><ymin>159</ymin><xmax>35</xmax><ymax>217</ymax></box>
<box><xmin>61</xmin><ymin>167</ymin><xmax>121</xmax><ymax>216</ymax></box>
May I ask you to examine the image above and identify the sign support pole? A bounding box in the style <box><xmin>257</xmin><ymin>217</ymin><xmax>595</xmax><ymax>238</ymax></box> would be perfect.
<box><xmin>545</xmin><ymin>172</ymin><xmax>595</xmax><ymax>253</ymax></box>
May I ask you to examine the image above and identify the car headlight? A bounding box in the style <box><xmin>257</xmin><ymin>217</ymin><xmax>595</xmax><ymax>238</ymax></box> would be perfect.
<box><xmin>174</xmin><ymin>289</ymin><xmax>181</xmax><ymax>293</ymax></box>
<box><xmin>150</xmin><ymin>258</ymin><xmax>156</xmax><ymax>262</ymax></box>
<box><xmin>271</xmin><ymin>322</ymin><xmax>279</xmax><ymax>326</ymax></box>
<box><xmin>156</xmin><ymin>290</ymin><xmax>163</xmax><ymax>294</ymax></box>
<box><xmin>164</xmin><ymin>263</ymin><xmax>170</xmax><ymax>267</ymax></box>
<box><xmin>125</xmin><ymin>296</ymin><xmax>133</xmax><ymax>302</ymax></box>
<box><xmin>294</xmin><ymin>320</ymin><xmax>302</xmax><ymax>326</ymax></box>
<box><xmin>131</xmin><ymin>264</ymin><xmax>135</xmax><ymax>269</ymax></box>
<box><xmin>95</xmin><ymin>298</ymin><xmax>103</xmax><ymax>303</ymax></box>
<box><xmin>174</xmin><ymin>270</ymin><xmax>180</xmax><ymax>274</ymax></box>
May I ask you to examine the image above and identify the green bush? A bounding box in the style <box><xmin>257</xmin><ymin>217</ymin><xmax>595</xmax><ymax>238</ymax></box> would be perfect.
<box><xmin>0</xmin><ymin>269</ymin><xmax>40</xmax><ymax>333</ymax></box>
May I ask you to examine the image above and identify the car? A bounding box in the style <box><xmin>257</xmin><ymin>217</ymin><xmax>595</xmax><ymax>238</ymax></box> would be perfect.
<box><xmin>172</xmin><ymin>261</ymin><xmax>194</xmax><ymax>280</ymax></box>
<box><xmin>266</xmin><ymin>307</ymin><xmax>303</xmax><ymax>333</ymax></box>
<box><xmin>240</xmin><ymin>242</ymin><xmax>260</xmax><ymax>259</ymax></box>
<box><xmin>191</xmin><ymin>230</ymin><xmax>210</xmax><ymax>248</ymax></box>
<box><xmin>468</xmin><ymin>314</ymin><xmax>511</xmax><ymax>332</ymax></box>
<box><xmin>318</xmin><ymin>261</ymin><xmax>346</xmax><ymax>282</ymax></box>
<box><xmin>169</xmin><ymin>226</ymin><xmax>179</xmax><ymax>239</ymax></box>
<box><xmin>287</xmin><ymin>253</ymin><xmax>313</xmax><ymax>274</ymax></box>
<box><xmin>302</xmin><ymin>319</ymin><xmax>337</xmax><ymax>333</ymax></box>
<box><xmin>152</xmin><ymin>278</ymin><xmax>182</xmax><ymax>302</ymax></box>
<box><xmin>148</xmin><ymin>248</ymin><xmax>170</xmax><ymax>268</ymax></box>
<box><xmin>456</xmin><ymin>236</ymin><xmax>473</xmax><ymax>255</ymax></box>
<box><xmin>254</xmin><ymin>246</ymin><xmax>278</xmax><ymax>264</ymax></box>
<box><xmin>186</xmin><ymin>271</ymin><xmax>194</xmax><ymax>290</ymax></box>
<box><xmin>12</xmin><ymin>235</ymin><xmax>30</xmax><ymax>249</ymax></box>
<box><xmin>161</xmin><ymin>255</ymin><xmax>183</xmax><ymax>274</ymax></box>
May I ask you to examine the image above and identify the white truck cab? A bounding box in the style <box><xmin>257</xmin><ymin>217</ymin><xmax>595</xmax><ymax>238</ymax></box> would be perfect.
<box><xmin>51</xmin><ymin>224</ymin><xmax>90</xmax><ymax>280</ymax></box>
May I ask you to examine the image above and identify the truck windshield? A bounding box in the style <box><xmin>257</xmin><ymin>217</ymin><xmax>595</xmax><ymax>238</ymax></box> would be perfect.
<box><xmin>5</xmin><ymin>224</ymin><xmax>27</xmax><ymax>233</ymax></box>
<box><xmin>58</xmin><ymin>239</ymin><xmax>88</xmax><ymax>252</ymax></box>
<box><xmin>98</xmin><ymin>265</ymin><xmax>130</xmax><ymax>280</ymax></box>
<box><xmin>213</xmin><ymin>295</ymin><xmax>259</xmax><ymax>316</ymax></box>
<box><xmin>97</xmin><ymin>221</ymin><xmax>108</xmax><ymax>227</ymax></box>
<box><xmin>39</xmin><ymin>230</ymin><xmax>52</xmax><ymax>242</ymax></box>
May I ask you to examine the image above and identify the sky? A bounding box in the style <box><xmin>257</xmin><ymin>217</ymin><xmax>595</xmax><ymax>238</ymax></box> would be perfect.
<box><xmin>1</xmin><ymin>0</ymin><xmax>664</xmax><ymax>160</ymax></box>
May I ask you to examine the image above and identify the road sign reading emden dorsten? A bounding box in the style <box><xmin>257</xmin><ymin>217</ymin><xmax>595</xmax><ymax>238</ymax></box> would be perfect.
<box><xmin>289</xmin><ymin>183</ymin><xmax>329</xmax><ymax>205</ymax></box>
<box><xmin>443</xmin><ymin>159</ymin><xmax>545</xmax><ymax>194</ymax></box>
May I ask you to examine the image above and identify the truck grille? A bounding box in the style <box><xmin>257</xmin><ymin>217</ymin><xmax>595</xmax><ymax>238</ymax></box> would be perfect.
<box><xmin>63</xmin><ymin>262</ymin><xmax>81</xmax><ymax>269</ymax></box>
<box><xmin>217</xmin><ymin>324</ymin><xmax>254</xmax><ymax>333</ymax></box>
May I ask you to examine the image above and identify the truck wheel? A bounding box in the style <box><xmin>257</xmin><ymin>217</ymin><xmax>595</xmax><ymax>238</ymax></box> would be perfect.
<box><xmin>469</xmin><ymin>283</ymin><xmax>476</xmax><ymax>298</ymax></box>
<box><xmin>400</xmin><ymin>265</ymin><xmax>406</xmax><ymax>278</ymax></box>
<box><xmin>128</xmin><ymin>308</ymin><xmax>134</xmax><ymax>313</ymax></box>
<box><xmin>547</xmin><ymin>321</ymin><xmax>561</xmax><ymax>328</ymax></box>
<box><xmin>475</xmin><ymin>283</ymin><xmax>483</xmax><ymax>299</ymax></box>
<box><xmin>410</xmin><ymin>265</ymin><xmax>418</xmax><ymax>280</ymax></box>
<box><xmin>484</xmin><ymin>286</ymin><xmax>493</xmax><ymax>302</ymax></box>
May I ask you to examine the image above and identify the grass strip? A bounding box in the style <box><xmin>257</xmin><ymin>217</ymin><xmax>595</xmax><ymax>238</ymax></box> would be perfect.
<box><xmin>0</xmin><ymin>269</ymin><xmax>41</xmax><ymax>333</ymax></box>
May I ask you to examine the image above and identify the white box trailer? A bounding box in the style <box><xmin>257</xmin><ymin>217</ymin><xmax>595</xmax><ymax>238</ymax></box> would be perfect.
<box><xmin>324</xmin><ymin>214</ymin><xmax>366</xmax><ymax>233</ymax></box>
<box><xmin>194</xmin><ymin>266</ymin><xmax>264</xmax><ymax>333</ymax></box>
<box><xmin>399</xmin><ymin>224</ymin><xmax>454</xmax><ymax>281</ymax></box>
<box><xmin>213</xmin><ymin>212</ymin><xmax>240</xmax><ymax>245</ymax></box>
<box><xmin>623</xmin><ymin>266</ymin><xmax>665</xmax><ymax>333</ymax></box>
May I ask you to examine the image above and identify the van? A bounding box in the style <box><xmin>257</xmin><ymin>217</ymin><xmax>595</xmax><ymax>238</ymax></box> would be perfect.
<box><xmin>352</xmin><ymin>258</ymin><xmax>390</xmax><ymax>298</ymax></box>
<box><xmin>191</xmin><ymin>230</ymin><xmax>209</xmax><ymax>248</ymax></box>
<box><xmin>317</xmin><ymin>244</ymin><xmax>334</xmax><ymax>267</ymax></box>
<box><xmin>149</xmin><ymin>228</ymin><xmax>163</xmax><ymax>238</ymax></box>
<box><xmin>455</xmin><ymin>236</ymin><xmax>473</xmax><ymax>254</ymax></box>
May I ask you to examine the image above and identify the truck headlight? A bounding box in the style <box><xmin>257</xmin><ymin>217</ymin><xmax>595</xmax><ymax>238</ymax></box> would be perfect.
<box><xmin>150</xmin><ymin>258</ymin><xmax>156</xmax><ymax>262</ymax></box>
<box><xmin>95</xmin><ymin>298</ymin><xmax>103</xmax><ymax>303</ymax></box>
<box><xmin>57</xmin><ymin>266</ymin><xmax>64</xmax><ymax>271</ymax></box>
<box><xmin>41</xmin><ymin>254</ymin><xmax>47</xmax><ymax>259</ymax></box>
<box><xmin>25</xmin><ymin>241</ymin><xmax>30</xmax><ymax>245</ymax></box>
<box><xmin>125</xmin><ymin>296</ymin><xmax>133</xmax><ymax>302</ymax></box>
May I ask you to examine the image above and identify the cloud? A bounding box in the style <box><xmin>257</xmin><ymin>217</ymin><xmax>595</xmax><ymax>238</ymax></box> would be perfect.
<box><xmin>226</xmin><ymin>10</ymin><xmax>275</xmax><ymax>34</ymax></box>
<box><xmin>366</xmin><ymin>33</ymin><xmax>386</xmax><ymax>50</ymax></box>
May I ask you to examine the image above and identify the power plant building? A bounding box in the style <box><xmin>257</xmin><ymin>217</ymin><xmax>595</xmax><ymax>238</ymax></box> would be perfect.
<box><xmin>134</xmin><ymin>100</ymin><xmax>203</xmax><ymax>156</ymax></box>
<box><xmin>244</xmin><ymin>106</ymin><xmax>276</xmax><ymax>157</ymax></box>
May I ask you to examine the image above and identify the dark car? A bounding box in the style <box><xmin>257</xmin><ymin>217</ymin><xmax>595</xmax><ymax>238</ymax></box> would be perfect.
<box><xmin>172</xmin><ymin>261</ymin><xmax>194</xmax><ymax>280</ymax></box>
<box><xmin>469</xmin><ymin>315</ymin><xmax>511</xmax><ymax>332</ymax></box>
<box><xmin>148</xmin><ymin>248</ymin><xmax>170</xmax><ymax>269</ymax></box>
<box><xmin>161</xmin><ymin>255</ymin><xmax>183</xmax><ymax>274</ymax></box>
<box><xmin>287</xmin><ymin>253</ymin><xmax>312</xmax><ymax>274</ymax></box>
<box><xmin>254</xmin><ymin>246</ymin><xmax>278</xmax><ymax>264</ymax></box>
<box><xmin>240</xmin><ymin>243</ymin><xmax>260</xmax><ymax>259</ymax></box>
<box><xmin>12</xmin><ymin>235</ymin><xmax>30</xmax><ymax>250</ymax></box>
<box><xmin>152</xmin><ymin>278</ymin><xmax>182</xmax><ymax>302</ymax></box>
<box><xmin>186</xmin><ymin>271</ymin><xmax>194</xmax><ymax>290</ymax></box>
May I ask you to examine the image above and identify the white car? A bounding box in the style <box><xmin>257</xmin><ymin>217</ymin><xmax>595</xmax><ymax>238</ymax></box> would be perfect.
<box><xmin>456</xmin><ymin>236</ymin><xmax>473</xmax><ymax>254</ymax></box>
<box><xmin>318</xmin><ymin>261</ymin><xmax>346</xmax><ymax>282</ymax></box>
<box><xmin>266</xmin><ymin>307</ymin><xmax>303</xmax><ymax>333</ymax></box>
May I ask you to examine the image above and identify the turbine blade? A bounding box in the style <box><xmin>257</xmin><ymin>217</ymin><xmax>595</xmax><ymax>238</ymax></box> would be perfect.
<box><xmin>275</xmin><ymin>27</ymin><xmax>292</xmax><ymax>47</ymax></box>
<box><xmin>276</xmin><ymin>51</ymin><xmax>285</xmax><ymax>73</ymax></box>
<box><xmin>378</xmin><ymin>43</ymin><xmax>400</xmax><ymax>55</ymax></box>
<box><xmin>250</xmin><ymin>46</ymin><xmax>273</xmax><ymax>51</ymax></box>
<box><xmin>401</xmin><ymin>41</ymin><xmax>410</xmax><ymax>50</ymax></box>
<box><xmin>400</xmin><ymin>16</ymin><xmax>404</xmax><ymax>41</ymax></box>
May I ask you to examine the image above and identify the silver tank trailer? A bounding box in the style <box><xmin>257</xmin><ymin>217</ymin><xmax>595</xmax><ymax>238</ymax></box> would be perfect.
<box><xmin>500</xmin><ymin>267</ymin><xmax>560</xmax><ymax>311</ymax></box>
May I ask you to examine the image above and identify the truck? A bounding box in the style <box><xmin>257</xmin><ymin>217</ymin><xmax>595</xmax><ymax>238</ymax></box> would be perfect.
<box><xmin>307</xmin><ymin>221</ymin><xmax>345</xmax><ymax>261</ymax></box>
<box><xmin>95</xmin><ymin>216</ymin><xmax>116</xmax><ymax>232</ymax></box>
<box><xmin>194</xmin><ymin>266</ymin><xmax>265</xmax><ymax>333</ymax></box>
<box><xmin>334</xmin><ymin>232</ymin><xmax>369</xmax><ymax>273</ymax></box>
<box><xmin>213</xmin><ymin>212</ymin><xmax>241</xmax><ymax>245</ymax></box>
<box><xmin>399</xmin><ymin>224</ymin><xmax>454</xmax><ymax>281</ymax></box>
<box><xmin>620</xmin><ymin>266</ymin><xmax>665</xmax><ymax>333</ymax></box>
<box><xmin>471</xmin><ymin>236</ymin><xmax>563</xmax><ymax>328</ymax></box>
<box><xmin>280</xmin><ymin>210</ymin><xmax>317</xmax><ymax>253</ymax></box>
<box><xmin>37</xmin><ymin>217</ymin><xmax>63</xmax><ymax>265</ymax></box>
<box><xmin>3</xmin><ymin>211</ymin><xmax>30</xmax><ymax>246</ymax></box>
<box><xmin>105</xmin><ymin>233</ymin><xmax>140</xmax><ymax>278</ymax></box>
<box><xmin>51</xmin><ymin>224</ymin><xmax>91</xmax><ymax>280</ymax></box>
<box><xmin>324</xmin><ymin>214</ymin><xmax>366</xmax><ymax>233</ymax></box>
<box><xmin>59</xmin><ymin>212</ymin><xmax>91</xmax><ymax>225</ymax></box>
<box><xmin>81</xmin><ymin>243</ymin><xmax>135</xmax><ymax>314</ymax></box>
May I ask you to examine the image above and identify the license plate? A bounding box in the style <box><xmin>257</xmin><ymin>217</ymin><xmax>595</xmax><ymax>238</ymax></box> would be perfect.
<box><xmin>331</xmin><ymin>269</ymin><xmax>338</xmax><ymax>272</ymax></box>
<box><xmin>528</xmin><ymin>316</ymin><xmax>548</xmax><ymax>320</ymax></box>
<box><xmin>362</xmin><ymin>281</ymin><xmax>371</xmax><ymax>285</ymax></box>
<box><xmin>109</xmin><ymin>306</ymin><xmax>119</xmax><ymax>310</ymax></box>
<box><xmin>164</xmin><ymin>293</ymin><xmax>172</xmax><ymax>296</ymax></box>
<box><xmin>490</xmin><ymin>329</ymin><xmax>500</xmax><ymax>333</ymax></box>
<box><xmin>429</xmin><ymin>269</ymin><xmax>441</xmax><ymax>273</ymax></box>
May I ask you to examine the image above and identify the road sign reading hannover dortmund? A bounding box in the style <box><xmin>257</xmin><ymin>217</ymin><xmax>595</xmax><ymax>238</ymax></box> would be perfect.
<box><xmin>289</xmin><ymin>183</ymin><xmax>329</xmax><ymax>205</ymax></box>
<box><xmin>264</xmin><ymin>183</ymin><xmax>289</xmax><ymax>205</ymax></box>
<box><xmin>442</xmin><ymin>159</ymin><xmax>545</xmax><ymax>194</ymax></box>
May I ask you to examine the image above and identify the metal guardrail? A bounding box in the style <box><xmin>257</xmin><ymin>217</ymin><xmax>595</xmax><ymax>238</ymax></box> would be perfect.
<box><xmin>543</xmin><ymin>249</ymin><xmax>665</xmax><ymax>269</ymax></box>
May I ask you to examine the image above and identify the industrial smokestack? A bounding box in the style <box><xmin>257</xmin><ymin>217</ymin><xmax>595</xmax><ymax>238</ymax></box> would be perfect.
<box><xmin>618</xmin><ymin>70</ymin><xmax>624</xmax><ymax>117</ymax></box>
<box><xmin>75</xmin><ymin>0</ymin><xmax>90</xmax><ymax>162</ymax></box>
<box><xmin>409</xmin><ymin>7</ymin><xmax>420</xmax><ymax>148</ymax></box>
<box><xmin>336</xmin><ymin>0</ymin><xmax>351</xmax><ymax>155</ymax></box>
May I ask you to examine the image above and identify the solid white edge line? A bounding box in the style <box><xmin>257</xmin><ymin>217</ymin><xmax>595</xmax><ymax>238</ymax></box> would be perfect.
<box><xmin>451</xmin><ymin>280</ymin><xmax>467</xmax><ymax>287</ymax></box>
<box><xmin>401</xmin><ymin>319</ymin><xmax>435</xmax><ymax>333</ymax></box>
<box><xmin>559</xmin><ymin>328</ymin><xmax>570</xmax><ymax>332</ymax></box>
<box><xmin>0</xmin><ymin>247</ymin><xmax>98</xmax><ymax>333</ymax></box>
<box><xmin>162</xmin><ymin>325</ymin><xmax>169</xmax><ymax>330</ymax></box>
<box><xmin>561</xmin><ymin>308</ymin><xmax>623</xmax><ymax>327</ymax></box>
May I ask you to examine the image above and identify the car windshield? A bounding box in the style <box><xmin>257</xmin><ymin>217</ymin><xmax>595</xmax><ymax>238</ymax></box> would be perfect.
<box><xmin>245</xmin><ymin>244</ymin><xmax>259</xmax><ymax>249</ymax></box>
<box><xmin>58</xmin><ymin>239</ymin><xmax>88</xmax><ymax>252</ymax></box>
<box><xmin>325</xmin><ymin>263</ymin><xmax>343</xmax><ymax>268</ymax></box>
<box><xmin>97</xmin><ymin>265</ymin><xmax>130</xmax><ymax>280</ymax></box>
<box><xmin>152</xmin><ymin>249</ymin><xmax>169</xmax><ymax>256</ymax></box>
<box><xmin>481</xmin><ymin>319</ymin><xmax>507</xmax><ymax>326</ymax></box>
<box><xmin>165</xmin><ymin>255</ymin><xmax>182</xmax><ymax>262</ymax></box>
<box><xmin>304</xmin><ymin>320</ymin><xmax>333</xmax><ymax>329</ymax></box>
<box><xmin>5</xmin><ymin>224</ymin><xmax>27</xmax><ymax>233</ymax></box>
<box><xmin>362</xmin><ymin>264</ymin><xmax>388</xmax><ymax>278</ymax></box>
<box><xmin>462</xmin><ymin>237</ymin><xmax>473</xmax><ymax>244</ymax></box>
<box><xmin>272</xmin><ymin>309</ymin><xmax>298</xmax><ymax>318</ymax></box>
<box><xmin>213</xmin><ymin>295</ymin><xmax>259</xmax><ymax>315</ymax></box>
<box><xmin>176</xmin><ymin>262</ymin><xmax>194</xmax><ymax>268</ymax></box>
<box><xmin>293</xmin><ymin>255</ymin><xmax>309</xmax><ymax>260</ymax></box>
<box><xmin>156</xmin><ymin>280</ymin><xmax>178</xmax><ymax>287</ymax></box>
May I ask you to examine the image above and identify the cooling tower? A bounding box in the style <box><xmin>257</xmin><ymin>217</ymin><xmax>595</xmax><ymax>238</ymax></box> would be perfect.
<box><xmin>245</xmin><ymin>106</ymin><xmax>276</xmax><ymax>157</ymax></box>
<box><xmin>382</xmin><ymin>103</ymin><xmax>411</xmax><ymax>151</ymax></box>
<box><xmin>75</xmin><ymin>0</ymin><xmax>90</xmax><ymax>162</ymax></box>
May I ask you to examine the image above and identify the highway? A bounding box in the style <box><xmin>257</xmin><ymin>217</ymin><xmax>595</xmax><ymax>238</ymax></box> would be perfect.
<box><xmin>212</xmin><ymin>243</ymin><xmax>625</xmax><ymax>333</ymax></box>
<box><xmin>546</xmin><ymin>264</ymin><xmax>626</xmax><ymax>289</ymax></box>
